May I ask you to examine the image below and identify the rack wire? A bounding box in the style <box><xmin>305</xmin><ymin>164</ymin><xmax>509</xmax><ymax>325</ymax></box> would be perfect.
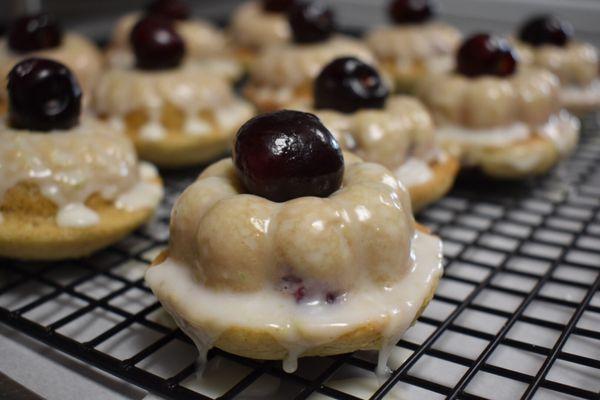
<box><xmin>1</xmin><ymin>113</ymin><xmax>599</xmax><ymax>399</ymax></box>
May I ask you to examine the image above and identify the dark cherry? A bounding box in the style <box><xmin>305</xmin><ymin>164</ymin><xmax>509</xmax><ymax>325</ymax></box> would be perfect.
<box><xmin>389</xmin><ymin>0</ymin><xmax>436</xmax><ymax>24</ymax></box>
<box><xmin>130</xmin><ymin>16</ymin><xmax>185</xmax><ymax>70</ymax></box>
<box><xmin>288</xmin><ymin>0</ymin><xmax>334</xmax><ymax>44</ymax></box>
<box><xmin>315</xmin><ymin>57</ymin><xmax>389</xmax><ymax>113</ymax></box>
<box><xmin>7</xmin><ymin>58</ymin><xmax>82</xmax><ymax>132</ymax></box>
<box><xmin>456</xmin><ymin>33</ymin><xmax>517</xmax><ymax>78</ymax></box>
<box><xmin>233</xmin><ymin>110</ymin><xmax>344</xmax><ymax>203</ymax></box>
<box><xmin>8</xmin><ymin>13</ymin><xmax>63</xmax><ymax>53</ymax></box>
<box><xmin>146</xmin><ymin>0</ymin><xmax>191</xmax><ymax>20</ymax></box>
<box><xmin>519</xmin><ymin>15</ymin><xmax>573</xmax><ymax>47</ymax></box>
<box><xmin>263</xmin><ymin>0</ymin><xmax>296</xmax><ymax>13</ymax></box>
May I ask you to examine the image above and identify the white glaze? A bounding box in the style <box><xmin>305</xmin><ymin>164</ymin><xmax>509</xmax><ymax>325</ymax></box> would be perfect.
<box><xmin>0</xmin><ymin>117</ymin><xmax>162</xmax><ymax>227</ymax></box>
<box><xmin>437</xmin><ymin>122</ymin><xmax>531</xmax><ymax>147</ymax></box>
<box><xmin>537</xmin><ymin>111</ymin><xmax>581</xmax><ymax>156</ymax></box>
<box><xmin>184</xmin><ymin>117</ymin><xmax>212</xmax><ymax>136</ymax></box>
<box><xmin>513</xmin><ymin>39</ymin><xmax>599</xmax><ymax>87</ymax></box>
<box><xmin>313</xmin><ymin>96</ymin><xmax>437</xmax><ymax>177</ymax></box>
<box><xmin>105</xmin><ymin>48</ymin><xmax>242</xmax><ymax>83</ymax></box>
<box><xmin>146</xmin><ymin>230</ymin><xmax>442</xmax><ymax>374</ymax></box>
<box><xmin>250</xmin><ymin>36</ymin><xmax>375</xmax><ymax>88</ymax></box>
<box><xmin>230</xmin><ymin>1</ymin><xmax>291</xmax><ymax>49</ymax></box>
<box><xmin>418</xmin><ymin>68</ymin><xmax>561</xmax><ymax>128</ymax></box>
<box><xmin>146</xmin><ymin>154</ymin><xmax>442</xmax><ymax>374</ymax></box>
<box><xmin>418</xmin><ymin>54</ymin><xmax>454</xmax><ymax>73</ymax></box>
<box><xmin>116</xmin><ymin>163</ymin><xmax>164</xmax><ymax>212</ymax></box>
<box><xmin>395</xmin><ymin>158</ymin><xmax>434</xmax><ymax>187</ymax></box>
<box><xmin>367</xmin><ymin>22</ymin><xmax>461</xmax><ymax>64</ymax></box>
<box><xmin>560</xmin><ymin>79</ymin><xmax>600</xmax><ymax>107</ymax></box>
<box><xmin>57</xmin><ymin>203</ymin><xmax>100</xmax><ymax>228</ymax></box>
<box><xmin>110</xmin><ymin>12</ymin><xmax>228</xmax><ymax>60</ymax></box>
<box><xmin>437</xmin><ymin>112</ymin><xmax>579</xmax><ymax>157</ymax></box>
<box><xmin>94</xmin><ymin>63</ymin><xmax>253</xmax><ymax>141</ymax></box>
<box><xmin>139</xmin><ymin>122</ymin><xmax>167</xmax><ymax>141</ymax></box>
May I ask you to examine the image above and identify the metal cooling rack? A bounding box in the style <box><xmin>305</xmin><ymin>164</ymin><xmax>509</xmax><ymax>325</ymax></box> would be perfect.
<box><xmin>0</xmin><ymin>115</ymin><xmax>599</xmax><ymax>400</ymax></box>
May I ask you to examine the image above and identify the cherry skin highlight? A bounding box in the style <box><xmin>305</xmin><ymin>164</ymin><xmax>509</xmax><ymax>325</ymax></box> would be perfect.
<box><xmin>8</xmin><ymin>57</ymin><xmax>82</xmax><ymax>132</ymax></box>
<box><xmin>288</xmin><ymin>1</ymin><xmax>334</xmax><ymax>44</ymax></box>
<box><xmin>234</xmin><ymin>110</ymin><xmax>344</xmax><ymax>202</ymax></box>
<box><xmin>315</xmin><ymin>57</ymin><xmax>389</xmax><ymax>113</ymax></box>
<box><xmin>8</xmin><ymin>13</ymin><xmax>63</xmax><ymax>53</ymax></box>
<box><xmin>456</xmin><ymin>33</ymin><xmax>517</xmax><ymax>78</ymax></box>
<box><xmin>130</xmin><ymin>16</ymin><xmax>185</xmax><ymax>70</ymax></box>
<box><xmin>519</xmin><ymin>15</ymin><xmax>573</xmax><ymax>47</ymax></box>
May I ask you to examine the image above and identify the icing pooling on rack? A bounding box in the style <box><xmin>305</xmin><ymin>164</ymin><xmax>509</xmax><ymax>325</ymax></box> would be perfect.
<box><xmin>146</xmin><ymin>231</ymin><xmax>442</xmax><ymax>375</ymax></box>
<box><xmin>0</xmin><ymin>117</ymin><xmax>162</xmax><ymax>227</ymax></box>
<box><xmin>146</xmin><ymin>153</ymin><xmax>443</xmax><ymax>373</ymax></box>
<box><xmin>94</xmin><ymin>63</ymin><xmax>253</xmax><ymax>141</ymax></box>
<box><xmin>230</xmin><ymin>1</ymin><xmax>292</xmax><ymax>49</ymax></box>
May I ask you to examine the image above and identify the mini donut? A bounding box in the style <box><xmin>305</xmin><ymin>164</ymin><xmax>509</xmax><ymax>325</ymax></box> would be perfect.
<box><xmin>0</xmin><ymin>13</ymin><xmax>103</xmax><ymax>111</ymax></box>
<box><xmin>306</xmin><ymin>57</ymin><xmax>459</xmax><ymax>211</ymax></box>
<box><xmin>95</xmin><ymin>16</ymin><xmax>254</xmax><ymax>168</ymax></box>
<box><xmin>512</xmin><ymin>15</ymin><xmax>600</xmax><ymax>114</ymax></box>
<box><xmin>229</xmin><ymin>0</ymin><xmax>293</xmax><ymax>67</ymax></box>
<box><xmin>418</xmin><ymin>33</ymin><xmax>580</xmax><ymax>178</ymax></box>
<box><xmin>366</xmin><ymin>0</ymin><xmax>461</xmax><ymax>93</ymax></box>
<box><xmin>0</xmin><ymin>58</ymin><xmax>162</xmax><ymax>260</ymax></box>
<box><xmin>107</xmin><ymin>0</ymin><xmax>242</xmax><ymax>82</ymax></box>
<box><xmin>146</xmin><ymin>110</ymin><xmax>443</xmax><ymax>374</ymax></box>
<box><xmin>244</xmin><ymin>1</ymin><xmax>376</xmax><ymax>112</ymax></box>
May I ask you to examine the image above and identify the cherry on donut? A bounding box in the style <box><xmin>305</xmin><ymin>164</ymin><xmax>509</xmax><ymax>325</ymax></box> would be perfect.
<box><xmin>456</xmin><ymin>33</ymin><xmax>517</xmax><ymax>78</ymax></box>
<box><xmin>234</xmin><ymin>110</ymin><xmax>344</xmax><ymax>202</ymax></box>
<box><xmin>8</xmin><ymin>13</ymin><xmax>63</xmax><ymax>53</ymax></box>
<box><xmin>314</xmin><ymin>57</ymin><xmax>389</xmax><ymax>113</ymax></box>
<box><xmin>130</xmin><ymin>15</ymin><xmax>185</xmax><ymax>70</ymax></box>
<box><xmin>389</xmin><ymin>0</ymin><xmax>436</xmax><ymax>24</ymax></box>
<box><xmin>288</xmin><ymin>1</ymin><xmax>334</xmax><ymax>44</ymax></box>
<box><xmin>519</xmin><ymin>15</ymin><xmax>573</xmax><ymax>47</ymax></box>
<box><xmin>8</xmin><ymin>58</ymin><xmax>82</xmax><ymax>131</ymax></box>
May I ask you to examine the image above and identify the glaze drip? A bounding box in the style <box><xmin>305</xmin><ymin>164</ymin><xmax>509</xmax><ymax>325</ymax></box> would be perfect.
<box><xmin>94</xmin><ymin>63</ymin><xmax>253</xmax><ymax>141</ymax></box>
<box><xmin>0</xmin><ymin>117</ymin><xmax>161</xmax><ymax>227</ymax></box>
<box><xmin>146</xmin><ymin>153</ymin><xmax>443</xmax><ymax>373</ymax></box>
<box><xmin>146</xmin><ymin>231</ymin><xmax>442</xmax><ymax>374</ymax></box>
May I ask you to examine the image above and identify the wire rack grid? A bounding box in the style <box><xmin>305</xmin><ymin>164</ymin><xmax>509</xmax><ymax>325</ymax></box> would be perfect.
<box><xmin>0</xmin><ymin>115</ymin><xmax>599</xmax><ymax>400</ymax></box>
